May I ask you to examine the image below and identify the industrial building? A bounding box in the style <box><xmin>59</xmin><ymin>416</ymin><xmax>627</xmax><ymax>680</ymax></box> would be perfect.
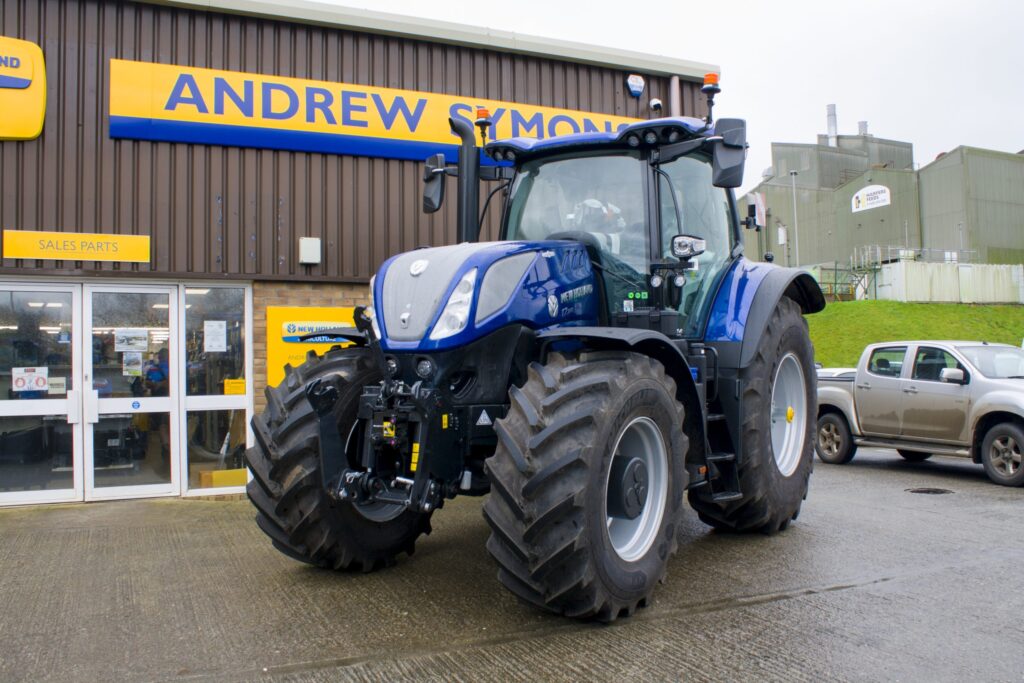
<box><xmin>0</xmin><ymin>0</ymin><xmax>716</xmax><ymax>506</ymax></box>
<box><xmin>744</xmin><ymin>106</ymin><xmax>1024</xmax><ymax>277</ymax></box>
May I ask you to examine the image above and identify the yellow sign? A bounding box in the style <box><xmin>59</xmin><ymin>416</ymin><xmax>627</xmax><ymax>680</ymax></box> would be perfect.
<box><xmin>223</xmin><ymin>378</ymin><xmax>246</xmax><ymax>395</ymax></box>
<box><xmin>108</xmin><ymin>59</ymin><xmax>639</xmax><ymax>162</ymax></box>
<box><xmin>0</xmin><ymin>36</ymin><xmax>45</xmax><ymax>140</ymax></box>
<box><xmin>2</xmin><ymin>230</ymin><xmax>151</xmax><ymax>262</ymax></box>
<box><xmin>265</xmin><ymin>306</ymin><xmax>355</xmax><ymax>387</ymax></box>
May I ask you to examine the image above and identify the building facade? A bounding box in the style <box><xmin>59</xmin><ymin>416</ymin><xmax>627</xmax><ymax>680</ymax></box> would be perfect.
<box><xmin>0</xmin><ymin>0</ymin><xmax>715</xmax><ymax>506</ymax></box>
<box><xmin>745</xmin><ymin>110</ymin><xmax>1024</xmax><ymax>272</ymax></box>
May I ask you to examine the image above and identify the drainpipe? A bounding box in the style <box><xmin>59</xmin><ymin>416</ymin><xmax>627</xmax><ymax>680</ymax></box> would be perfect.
<box><xmin>669</xmin><ymin>76</ymin><xmax>681</xmax><ymax>116</ymax></box>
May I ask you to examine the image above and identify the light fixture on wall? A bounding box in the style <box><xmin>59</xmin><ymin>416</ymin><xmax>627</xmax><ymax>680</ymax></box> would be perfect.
<box><xmin>299</xmin><ymin>237</ymin><xmax>322</xmax><ymax>265</ymax></box>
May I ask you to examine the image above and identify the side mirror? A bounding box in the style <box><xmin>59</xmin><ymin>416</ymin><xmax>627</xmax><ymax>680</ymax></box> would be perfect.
<box><xmin>940</xmin><ymin>367</ymin><xmax>966</xmax><ymax>384</ymax></box>
<box><xmin>671</xmin><ymin>234</ymin><xmax>706</xmax><ymax>260</ymax></box>
<box><xmin>711</xmin><ymin>118</ymin><xmax>746</xmax><ymax>188</ymax></box>
<box><xmin>422</xmin><ymin>153</ymin><xmax>447</xmax><ymax>213</ymax></box>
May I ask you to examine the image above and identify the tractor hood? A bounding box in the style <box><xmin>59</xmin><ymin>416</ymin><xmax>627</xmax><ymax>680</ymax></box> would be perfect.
<box><xmin>372</xmin><ymin>240</ymin><xmax>599</xmax><ymax>352</ymax></box>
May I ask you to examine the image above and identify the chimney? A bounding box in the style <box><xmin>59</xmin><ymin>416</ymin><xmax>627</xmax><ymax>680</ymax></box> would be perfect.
<box><xmin>858</xmin><ymin>120</ymin><xmax>869</xmax><ymax>136</ymax></box>
<box><xmin>826</xmin><ymin>104</ymin><xmax>838</xmax><ymax>147</ymax></box>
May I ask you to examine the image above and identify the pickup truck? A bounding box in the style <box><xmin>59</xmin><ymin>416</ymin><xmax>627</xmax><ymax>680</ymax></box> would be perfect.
<box><xmin>816</xmin><ymin>341</ymin><xmax>1024</xmax><ymax>486</ymax></box>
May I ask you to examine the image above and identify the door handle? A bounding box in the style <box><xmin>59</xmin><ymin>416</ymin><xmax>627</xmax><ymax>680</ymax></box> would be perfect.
<box><xmin>66</xmin><ymin>389</ymin><xmax>81</xmax><ymax>424</ymax></box>
<box><xmin>85</xmin><ymin>389</ymin><xmax>99</xmax><ymax>424</ymax></box>
<box><xmin>856</xmin><ymin>383</ymin><xmax>871</xmax><ymax>390</ymax></box>
<box><xmin>902</xmin><ymin>386</ymin><xmax>918</xmax><ymax>394</ymax></box>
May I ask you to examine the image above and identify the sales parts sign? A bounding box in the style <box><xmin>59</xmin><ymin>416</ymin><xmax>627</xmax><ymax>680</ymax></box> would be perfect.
<box><xmin>852</xmin><ymin>184</ymin><xmax>891</xmax><ymax>213</ymax></box>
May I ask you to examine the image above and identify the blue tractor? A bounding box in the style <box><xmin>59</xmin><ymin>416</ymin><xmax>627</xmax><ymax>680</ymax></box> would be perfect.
<box><xmin>246</xmin><ymin>78</ymin><xmax>825</xmax><ymax>622</ymax></box>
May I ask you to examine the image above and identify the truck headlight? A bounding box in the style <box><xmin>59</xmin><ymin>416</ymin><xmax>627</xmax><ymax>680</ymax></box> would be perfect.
<box><xmin>429</xmin><ymin>268</ymin><xmax>477</xmax><ymax>340</ymax></box>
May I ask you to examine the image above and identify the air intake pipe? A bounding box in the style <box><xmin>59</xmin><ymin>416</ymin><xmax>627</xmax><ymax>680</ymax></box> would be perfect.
<box><xmin>449</xmin><ymin>117</ymin><xmax>480</xmax><ymax>244</ymax></box>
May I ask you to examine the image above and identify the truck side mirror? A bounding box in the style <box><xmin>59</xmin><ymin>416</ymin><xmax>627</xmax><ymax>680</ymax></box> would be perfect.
<box><xmin>940</xmin><ymin>367</ymin><xmax>966</xmax><ymax>384</ymax></box>
<box><xmin>711</xmin><ymin>118</ymin><xmax>746</xmax><ymax>189</ymax></box>
<box><xmin>422</xmin><ymin>153</ymin><xmax>447</xmax><ymax>213</ymax></box>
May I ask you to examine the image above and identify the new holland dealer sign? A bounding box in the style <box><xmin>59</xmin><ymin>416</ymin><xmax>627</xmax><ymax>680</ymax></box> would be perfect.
<box><xmin>108</xmin><ymin>59</ymin><xmax>639</xmax><ymax>162</ymax></box>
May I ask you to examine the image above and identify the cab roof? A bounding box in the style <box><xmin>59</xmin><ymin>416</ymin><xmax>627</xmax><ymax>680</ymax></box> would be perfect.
<box><xmin>484</xmin><ymin>116</ymin><xmax>711</xmax><ymax>162</ymax></box>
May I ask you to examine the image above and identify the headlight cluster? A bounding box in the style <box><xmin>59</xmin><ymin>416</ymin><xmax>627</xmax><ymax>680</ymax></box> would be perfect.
<box><xmin>428</xmin><ymin>268</ymin><xmax>477</xmax><ymax>340</ymax></box>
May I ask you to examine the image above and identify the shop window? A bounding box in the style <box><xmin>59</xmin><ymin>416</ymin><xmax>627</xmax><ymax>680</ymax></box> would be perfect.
<box><xmin>185</xmin><ymin>288</ymin><xmax>246</xmax><ymax>396</ymax></box>
<box><xmin>0</xmin><ymin>415</ymin><xmax>73</xmax><ymax>492</ymax></box>
<box><xmin>186</xmin><ymin>409</ymin><xmax>247</xmax><ymax>488</ymax></box>
<box><xmin>0</xmin><ymin>290</ymin><xmax>73</xmax><ymax>400</ymax></box>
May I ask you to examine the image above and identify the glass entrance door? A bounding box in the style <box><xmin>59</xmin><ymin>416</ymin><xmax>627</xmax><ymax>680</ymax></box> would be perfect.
<box><xmin>84</xmin><ymin>285</ymin><xmax>179</xmax><ymax>500</ymax></box>
<box><xmin>0</xmin><ymin>284</ymin><xmax>82</xmax><ymax>505</ymax></box>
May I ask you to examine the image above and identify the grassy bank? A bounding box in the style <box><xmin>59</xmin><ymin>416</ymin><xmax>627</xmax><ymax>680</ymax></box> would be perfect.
<box><xmin>807</xmin><ymin>300</ymin><xmax>1024</xmax><ymax>367</ymax></box>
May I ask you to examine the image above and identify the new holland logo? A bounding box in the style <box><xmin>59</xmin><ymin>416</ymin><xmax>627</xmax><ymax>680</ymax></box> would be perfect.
<box><xmin>0</xmin><ymin>36</ymin><xmax>45</xmax><ymax>140</ymax></box>
<box><xmin>547</xmin><ymin>294</ymin><xmax>559</xmax><ymax>318</ymax></box>
<box><xmin>281</xmin><ymin>321</ymin><xmax>340</xmax><ymax>343</ymax></box>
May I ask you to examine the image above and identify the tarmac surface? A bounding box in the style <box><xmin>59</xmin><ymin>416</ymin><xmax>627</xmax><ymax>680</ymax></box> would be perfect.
<box><xmin>1</xmin><ymin>448</ymin><xmax>1022</xmax><ymax>682</ymax></box>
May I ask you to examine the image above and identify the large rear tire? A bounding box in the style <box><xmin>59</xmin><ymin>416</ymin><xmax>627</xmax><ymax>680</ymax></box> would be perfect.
<box><xmin>245</xmin><ymin>346</ymin><xmax>431</xmax><ymax>571</ymax></box>
<box><xmin>689</xmin><ymin>297</ymin><xmax>815</xmax><ymax>534</ymax></box>
<box><xmin>483</xmin><ymin>351</ymin><xmax>688</xmax><ymax>622</ymax></box>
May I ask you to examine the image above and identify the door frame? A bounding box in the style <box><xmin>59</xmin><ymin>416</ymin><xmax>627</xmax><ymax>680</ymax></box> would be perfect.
<box><xmin>83</xmin><ymin>283</ymin><xmax>181</xmax><ymax>501</ymax></box>
<box><xmin>0</xmin><ymin>282</ymin><xmax>84</xmax><ymax>506</ymax></box>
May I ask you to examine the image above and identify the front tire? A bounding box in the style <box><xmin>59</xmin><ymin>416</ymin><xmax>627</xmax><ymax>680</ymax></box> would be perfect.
<box><xmin>981</xmin><ymin>422</ymin><xmax>1024</xmax><ymax>486</ymax></box>
<box><xmin>483</xmin><ymin>352</ymin><xmax>688</xmax><ymax>622</ymax></box>
<box><xmin>689</xmin><ymin>297</ymin><xmax>815</xmax><ymax>534</ymax></box>
<box><xmin>245</xmin><ymin>346</ymin><xmax>432</xmax><ymax>571</ymax></box>
<box><xmin>816</xmin><ymin>413</ymin><xmax>856</xmax><ymax>464</ymax></box>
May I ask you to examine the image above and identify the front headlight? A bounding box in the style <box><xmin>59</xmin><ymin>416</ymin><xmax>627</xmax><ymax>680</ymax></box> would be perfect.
<box><xmin>428</xmin><ymin>268</ymin><xmax>477</xmax><ymax>340</ymax></box>
<box><xmin>366</xmin><ymin>274</ymin><xmax>381</xmax><ymax>339</ymax></box>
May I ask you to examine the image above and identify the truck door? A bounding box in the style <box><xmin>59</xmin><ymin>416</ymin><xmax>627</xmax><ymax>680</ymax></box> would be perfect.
<box><xmin>856</xmin><ymin>346</ymin><xmax>908</xmax><ymax>436</ymax></box>
<box><xmin>899</xmin><ymin>346</ymin><xmax>970</xmax><ymax>443</ymax></box>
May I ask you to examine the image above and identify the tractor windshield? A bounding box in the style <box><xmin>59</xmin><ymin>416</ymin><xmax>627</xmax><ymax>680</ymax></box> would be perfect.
<box><xmin>656</xmin><ymin>154</ymin><xmax>734</xmax><ymax>337</ymax></box>
<box><xmin>504</xmin><ymin>152</ymin><xmax>650</xmax><ymax>316</ymax></box>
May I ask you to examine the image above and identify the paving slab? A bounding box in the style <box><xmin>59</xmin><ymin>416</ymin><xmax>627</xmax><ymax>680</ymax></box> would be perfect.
<box><xmin>0</xmin><ymin>449</ymin><xmax>1022</xmax><ymax>682</ymax></box>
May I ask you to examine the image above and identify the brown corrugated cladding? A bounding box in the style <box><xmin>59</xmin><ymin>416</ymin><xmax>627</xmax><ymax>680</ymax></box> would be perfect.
<box><xmin>0</xmin><ymin>0</ymin><xmax>706</xmax><ymax>282</ymax></box>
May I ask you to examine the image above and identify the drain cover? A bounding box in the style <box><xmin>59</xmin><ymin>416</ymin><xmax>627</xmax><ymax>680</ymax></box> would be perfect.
<box><xmin>905</xmin><ymin>487</ymin><xmax>953</xmax><ymax>495</ymax></box>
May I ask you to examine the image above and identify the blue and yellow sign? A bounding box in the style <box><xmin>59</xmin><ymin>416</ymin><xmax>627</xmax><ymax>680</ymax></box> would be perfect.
<box><xmin>109</xmin><ymin>59</ymin><xmax>639</xmax><ymax>161</ymax></box>
<box><xmin>0</xmin><ymin>36</ymin><xmax>46</xmax><ymax>140</ymax></box>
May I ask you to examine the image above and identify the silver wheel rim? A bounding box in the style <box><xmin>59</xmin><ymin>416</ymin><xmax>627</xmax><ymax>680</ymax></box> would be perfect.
<box><xmin>989</xmin><ymin>435</ymin><xmax>1022</xmax><ymax>477</ymax></box>
<box><xmin>605</xmin><ymin>416</ymin><xmax>669</xmax><ymax>563</ymax></box>
<box><xmin>771</xmin><ymin>353</ymin><xmax>807</xmax><ymax>477</ymax></box>
<box><xmin>344</xmin><ymin>422</ymin><xmax>405</xmax><ymax>523</ymax></box>
<box><xmin>818</xmin><ymin>422</ymin><xmax>840</xmax><ymax>458</ymax></box>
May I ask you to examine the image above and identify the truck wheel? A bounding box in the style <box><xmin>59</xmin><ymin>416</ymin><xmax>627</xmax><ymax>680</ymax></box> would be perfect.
<box><xmin>981</xmin><ymin>422</ymin><xmax>1024</xmax><ymax>486</ymax></box>
<box><xmin>689</xmin><ymin>297</ymin><xmax>815</xmax><ymax>534</ymax></box>
<box><xmin>816</xmin><ymin>413</ymin><xmax>856</xmax><ymax>464</ymax></box>
<box><xmin>897</xmin><ymin>450</ymin><xmax>932</xmax><ymax>462</ymax></box>
<box><xmin>245</xmin><ymin>346</ymin><xmax>431</xmax><ymax>571</ymax></box>
<box><xmin>483</xmin><ymin>351</ymin><xmax>688</xmax><ymax>622</ymax></box>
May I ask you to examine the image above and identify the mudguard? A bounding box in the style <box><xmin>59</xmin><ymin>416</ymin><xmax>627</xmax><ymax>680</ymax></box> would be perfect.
<box><xmin>705</xmin><ymin>258</ymin><xmax>825</xmax><ymax>369</ymax></box>
<box><xmin>537</xmin><ymin>326</ymin><xmax>702</xmax><ymax>415</ymax></box>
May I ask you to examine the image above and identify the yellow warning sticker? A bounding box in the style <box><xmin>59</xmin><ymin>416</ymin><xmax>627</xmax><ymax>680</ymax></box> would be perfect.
<box><xmin>410</xmin><ymin>442</ymin><xmax>420</xmax><ymax>472</ymax></box>
<box><xmin>442</xmin><ymin>414</ymin><xmax>449</xmax><ymax>429</ymax></box>
<box><xmin>383</xmin><ymin>421</ymin><xmax>395</xmax><ymax>437</ymax></box>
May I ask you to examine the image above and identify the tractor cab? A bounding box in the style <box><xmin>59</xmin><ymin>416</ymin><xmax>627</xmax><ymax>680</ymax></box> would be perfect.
<box><xmin>490</xmin><ymin>116</ymin><xmax>742</xmax><ymax>337</ymax></box>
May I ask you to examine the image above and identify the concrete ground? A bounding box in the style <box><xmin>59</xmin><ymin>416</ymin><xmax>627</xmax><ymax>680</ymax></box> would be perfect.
<box><xmin>1</xmin><ymin>449</ymin><xmax>1022</xmax><ymax>682</ymax></box>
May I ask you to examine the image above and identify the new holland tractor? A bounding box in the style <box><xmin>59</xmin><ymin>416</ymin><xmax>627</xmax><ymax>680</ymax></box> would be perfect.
<box><xmin>245</xmin><ymin>77</ymin><xmax>825</xmax><ymax>622</ymax></box>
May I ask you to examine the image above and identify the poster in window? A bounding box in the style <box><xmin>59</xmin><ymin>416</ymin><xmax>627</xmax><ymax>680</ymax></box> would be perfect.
<box><xmin>204</xmin><ymin>320</ymin><xmax>227</xmax><ymax>353</ymax></box>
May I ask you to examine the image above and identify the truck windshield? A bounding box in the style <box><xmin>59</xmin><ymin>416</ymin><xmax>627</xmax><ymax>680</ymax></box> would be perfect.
<box><xmin>957</xmin><ymin>345</ymin><xmax>1024</xmax><ymax>379</ymax></box>
<box><xmin>656</xmin><ymin>154</ymin><xmax>734</xmax><ymax>337</ymax></box>
<box><xmin>504</xmin><ymin>152</ymin><xmax>648</xmax><ymax>276</ymax></box>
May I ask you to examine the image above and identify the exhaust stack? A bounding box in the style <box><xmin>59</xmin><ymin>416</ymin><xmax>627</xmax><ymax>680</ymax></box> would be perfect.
<box><xmin>826</xmin><ymin>104</ymin><xmax>838</xmax><ymax>147</ymax></box>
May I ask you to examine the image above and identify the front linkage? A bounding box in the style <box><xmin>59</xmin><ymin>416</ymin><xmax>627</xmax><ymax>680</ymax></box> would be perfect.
<box><xmin>303</xmin><ymin>306</ymin><xmax>474</xmax><ymax>516</ymax></box>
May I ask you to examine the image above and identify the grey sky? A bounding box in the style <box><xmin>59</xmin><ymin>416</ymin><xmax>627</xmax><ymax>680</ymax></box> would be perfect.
<box><xmin>312</xmin><ymin>0</ymin><xmax>1024</xmax><ymax>194</ymax></box>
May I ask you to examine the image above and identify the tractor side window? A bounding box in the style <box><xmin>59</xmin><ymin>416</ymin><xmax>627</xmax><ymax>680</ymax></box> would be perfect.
<box><xmin>657</xmin><ymin>155</ymin><xmax>733</xmax><ymax>334</ymax></box>
<box><xmin>505</xmin><ymin>153</ymin><xmax>648</xmax><ymax>274</ymax></box>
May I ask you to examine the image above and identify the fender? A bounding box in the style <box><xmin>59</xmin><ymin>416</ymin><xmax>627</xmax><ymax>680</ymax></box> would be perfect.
<box><xmin>536</xmin><ymin>326</ymin><xmax>706</xmax><ymax>472</ymax></box>
<box><xmin>704</xmin><ymin>258</ymin><xmax>825</xmax><ymax>369</ymax></box>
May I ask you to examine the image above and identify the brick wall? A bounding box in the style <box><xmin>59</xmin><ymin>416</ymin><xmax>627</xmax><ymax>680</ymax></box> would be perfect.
<box><xmin>252</xmin><ymin>281</ymin><xmax>370</xmax><ymax>415</ymax></box>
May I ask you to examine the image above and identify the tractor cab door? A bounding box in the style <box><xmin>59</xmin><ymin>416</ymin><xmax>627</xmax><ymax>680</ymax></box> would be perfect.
<box><xmin>503</xmin><ymin>151</ymin><xmax>651</xmax><ymax>321</ymax></box>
